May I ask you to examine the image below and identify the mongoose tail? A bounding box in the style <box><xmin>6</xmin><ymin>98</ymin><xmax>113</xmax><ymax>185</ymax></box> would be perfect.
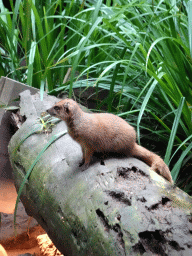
<box><xmin>132</xmin><ymin>144</ymin><xmax>173</xmax><ymax>184</ymax></box>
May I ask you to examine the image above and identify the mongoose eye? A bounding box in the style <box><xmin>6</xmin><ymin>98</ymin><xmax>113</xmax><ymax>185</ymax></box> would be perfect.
<box><xmin>54</xmin><ymin>106</ymin><xmax>60</xmax><ymax>111</ymax></box>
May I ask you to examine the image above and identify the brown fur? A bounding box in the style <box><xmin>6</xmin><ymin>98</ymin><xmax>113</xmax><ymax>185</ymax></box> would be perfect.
<box><xmin>47</xmin><ymin>99</ymin><xmax>173</xmax><ymax>183</ymax></box>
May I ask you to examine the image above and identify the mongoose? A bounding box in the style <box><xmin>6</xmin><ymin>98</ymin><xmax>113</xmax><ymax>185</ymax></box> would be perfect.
<box><xmin>47</xmin><ymin>98</ymin><xmax>173</xmax><ymax>184</ymax></box>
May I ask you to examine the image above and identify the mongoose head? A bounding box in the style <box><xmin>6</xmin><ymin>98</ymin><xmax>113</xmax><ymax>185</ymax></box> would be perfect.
<box><xmin>47</xmin><ymin>99</ymin><xmax>79</xmax><ymax>121</ymax></box>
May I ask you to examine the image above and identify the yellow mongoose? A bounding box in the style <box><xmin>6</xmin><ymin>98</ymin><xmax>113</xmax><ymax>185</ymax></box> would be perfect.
<box><xmin>47</xmin><ymin>99</ymin><xmax>173</xmax><ymax>183</ymax></box>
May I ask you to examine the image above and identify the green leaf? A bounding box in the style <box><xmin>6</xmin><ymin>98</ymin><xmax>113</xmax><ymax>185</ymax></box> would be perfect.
<box><xmin>27</xmin><ymin>41</ymin><xmax>37</xmax><ymax>86</ymax></box>
<box><xmin>164</xmin><ymin>97</ymin><xmax>185</xmax><ymax>164</ymax></box>
<box><xmin>188</xmin><ymin>0</ymin><xmax>192</xmax><ymax>58</ymax></box>
<box><xmin>171</xmin><ymin>142</ymin><xmax>192</xmax><ymax>182</ymax></box>
<box><xmin>69</xmin><ymin>16</ymin><xmax>103</xmax><ymax>97</ymax></box>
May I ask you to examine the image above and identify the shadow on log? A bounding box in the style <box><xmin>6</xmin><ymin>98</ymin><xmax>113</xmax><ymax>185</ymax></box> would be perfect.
<box><xmin>8</xmin><ymin>90</ymin><xmax>192</xmax><ymax>256</ymax></box>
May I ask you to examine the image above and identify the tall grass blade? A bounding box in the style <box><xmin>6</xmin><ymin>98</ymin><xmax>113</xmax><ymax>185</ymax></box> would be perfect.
<box><xmin>171</xmin><ymin>142</ymin><xmax>192</xmax><ymax>182</ymax></box>
<box><xmin>69</xmin><ymin>16</ymin><xmax>103</xmax><ymax>97</ymax></box>
<box><xmin>27</xmin><ymin>41</ymin><xmax>36</xmax><ymax>86</ymax></box>
<box><xmin>188</xmin><ymin>0</ymin><xmax>192</xmax><ymax>58</ymax></box>
<box><xmin>137</xmin><ymin>73</ymin><xmax>164</xmax><ymax>143</ymax></box>
<box><xmin>164</xmin><ymin>97</ymin><xmax>185</xmax><ymax>164</ymax></box>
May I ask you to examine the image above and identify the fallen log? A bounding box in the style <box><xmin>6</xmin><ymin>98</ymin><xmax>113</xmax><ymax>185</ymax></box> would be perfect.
<box><xmin>8</xmin><ymin>90</ymin><xmax>192</xmax><ymax>256</ymax></box>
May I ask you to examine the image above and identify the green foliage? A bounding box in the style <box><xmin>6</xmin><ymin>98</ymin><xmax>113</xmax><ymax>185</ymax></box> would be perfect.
<box><xmin>0</xmin><ymin>0</ymin><xmax>192</xmax><ymax>192</ymax></box>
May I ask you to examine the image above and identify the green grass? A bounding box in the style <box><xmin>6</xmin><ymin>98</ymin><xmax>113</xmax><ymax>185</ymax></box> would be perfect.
<box><xmin>0</xmin><ymin>0</ymin><xmax>191</xmax><ymax>193</ymax></box>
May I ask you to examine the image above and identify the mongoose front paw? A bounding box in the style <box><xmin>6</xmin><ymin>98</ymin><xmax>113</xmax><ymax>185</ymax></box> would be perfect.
<box><xmin>79</xmin><ymin>159</ymin><xmax>85</xmax><ymax>167</ymax></box>
<box><xmin>79</xmin><ymin>159</ymin><xmax>90</xmax><ymax>171</ymax></box>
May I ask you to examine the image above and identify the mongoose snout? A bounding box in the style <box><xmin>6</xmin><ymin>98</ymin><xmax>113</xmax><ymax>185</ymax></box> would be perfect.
<box><xmin>47</xmin><ymin>99</ymin><xmax>173</xmax><ymax>184</ymax></box>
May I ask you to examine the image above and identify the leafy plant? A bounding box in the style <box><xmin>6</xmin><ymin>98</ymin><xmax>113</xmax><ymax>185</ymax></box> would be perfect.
<box><xmin>0</xmin><ymin>0</ymin><xmax>191</xmax><ymax>192</ymax></box>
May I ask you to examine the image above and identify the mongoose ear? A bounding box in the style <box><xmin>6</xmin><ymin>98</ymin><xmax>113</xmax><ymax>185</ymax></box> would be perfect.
<box><xmin>64</xmin><ymin>102</ymin><xmax>70</xmax><ymax>114</ymax></box>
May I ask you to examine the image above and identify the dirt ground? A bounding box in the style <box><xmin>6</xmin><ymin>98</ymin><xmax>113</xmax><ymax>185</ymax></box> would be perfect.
<box><xmin>0</xmin><ymin>179</ymin><xmax>62</xmax><ymax>256</ymax></box>
<box><xmin>2</xmin><ymin>225</ymin><xmax>44</xmax><ymax>256</ymax></box>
